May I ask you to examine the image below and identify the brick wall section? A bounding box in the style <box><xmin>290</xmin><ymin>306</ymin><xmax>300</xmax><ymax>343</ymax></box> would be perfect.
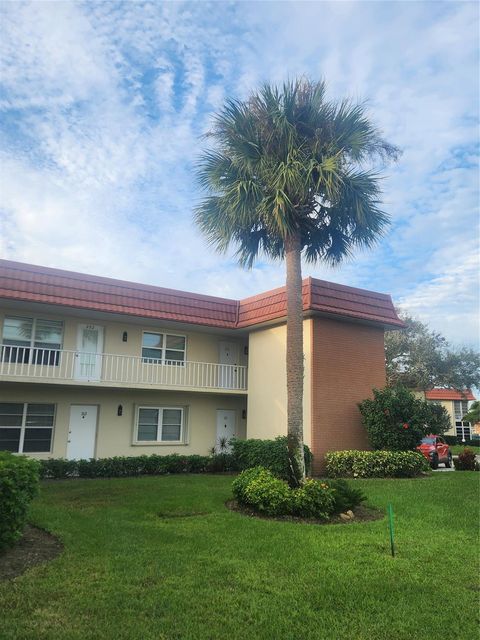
<box><xmin>311</xmin><ymin>317</ymin><xmax>386</xmax><ymax>474</ymax></box>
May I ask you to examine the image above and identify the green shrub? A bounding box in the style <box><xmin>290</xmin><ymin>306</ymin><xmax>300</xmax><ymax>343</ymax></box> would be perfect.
<box><xmin>453</xmin><ymin>448</ymin><xmax>479</xmax><ymax>471</ymax></box>
<box><xmin>325</xmin><ymin>450</ymin><xmax>430</xmax><ymax>478</ymax></box>
<box><xmin>38</xmin><ymin>440</ymin><xmax>313</xmax><ymax>481</ymax></box>
<box><xmin>0</xmin><ymin>452</ymin><xmax>40</xmax><ymax>551</ymax></box>
<box><xmin>232</xmin><ymin>466</ymin><xmax>267</xmax><ymax>503</ymax></box>
<box><xmin>291</xmin><ymin>479</ymin><xmax>335</xmax><ymax>519</ymax></box>
<box><xmin>328</xmin><ymin>479</ymin><xmax>367</xmax><ymax>513</ymax></box>
<box><xmin>40</xmin><ymin>458</ymin><xmax>77</xmax><ymax>479</ymax></box>
<box><xmin>185</xmin><ymin>455</ymin><xmax>211</xmax><ymax>473</ymax></box>
<box><xmin>39</xmin><ymin>454</ymin><xmax>214</xmax><ymax>479</ymax></box>
<box><xmin>206</xmin><ymin>453</ymin><xmax>237</xmax><ymax>473</ymax></box>
<box><xmin>233</xmin><ymin>467</ymin><xmax>338</xmax><ymax>519</ymax></box>
<box><xmin>444</xmin><ymin>435</ymin><xmax>480</xmax><ymax>447</ymax></box>
<box><xmin>243</xmin><ymin>468</ymin><xmax>292</xmax><ymax>516</ymax></box>
<box><xmin>359</xmin><ymin>385</ymin><xmax>450</xmax><ymax>451</ymax></box>
<box><xmin>231</xmin><ymin>437</ymin><xmax>312</xmax><ymax>482</ymax></box>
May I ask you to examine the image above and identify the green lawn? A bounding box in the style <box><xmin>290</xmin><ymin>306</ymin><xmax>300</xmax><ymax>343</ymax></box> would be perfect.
<box><xmin>1</xmin><ymin>474</ymin><xmax>479</xmax><ymax>640</ymax></box>
<box><xmin>451</xmin><ymin>444</ymin><xmax>480</xmax><ymax>455</ymax></box>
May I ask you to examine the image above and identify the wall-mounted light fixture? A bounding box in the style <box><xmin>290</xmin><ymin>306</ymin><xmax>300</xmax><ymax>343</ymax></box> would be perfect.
<box><xmin>117</xmin><ymin>405</ymin><xmax>123</xmax><ymax>417</ymax></box>
<box><xmin>244</xmin><ymin>346</ymin><xmax>249</xmax><ymax>356</ymax></box>
<box><xmin>122</xmin><ymin>331</ymin><xmax>128</xmax><ymax>342</ymax></box>
<box><xmin>242</xmin><ymin>409</ymin><xmax>247</xmax><ymax>419</ymax></box>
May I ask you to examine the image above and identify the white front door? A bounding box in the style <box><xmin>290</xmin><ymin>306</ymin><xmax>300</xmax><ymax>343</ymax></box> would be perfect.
<box><xmin>216</xmin><ymin>409</ymin><xmax>236</xmax><ymax>452</ymax></box>
<box><xmin>218</xmin><ymin>341</ymin><xmax>239</xmax><ymax>388</ymax></box>
<box><xmin>67</xmin><ymin>405</ymin><xmax>98</xmax><ymax>460</ymax></box>
<box><xmin>75</xmin><ymin>324</ymin><xmax>104</xmax><ymax>381</ymax></box>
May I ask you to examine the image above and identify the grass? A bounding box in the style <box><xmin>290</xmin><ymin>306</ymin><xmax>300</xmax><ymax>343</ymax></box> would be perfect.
<box><xmin>451</xmin><ymin>444</ymin><xmax>480</xmax><ymax>455</ymax></box>
<box><xmin>1</xmin><ymin>473</ymin><xmax>479</xmax><ymax>640</ymax></box>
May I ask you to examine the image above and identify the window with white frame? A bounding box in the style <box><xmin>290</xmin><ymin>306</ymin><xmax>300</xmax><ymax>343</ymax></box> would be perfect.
<box><xmin>1</xmin><ymin>316</ymin><xmax>63</xmax><ymax>365</ymax></box>
<box><xmin>141</xmin><ymin>332</ymin><xmax>186</xmax><ymax>365</ymax></box>
<box><xmin>453</xmin><ymin>400</ymin><xmax>469</xmax><ymax>421</ymax></box>
<box><xmin>0</xmin><ymin>403</ymin><xmax>55</xmax><ymax>453</ymax></box>
<box><xmin>136</xmin><ymin>407</ymin><xmax>184</xmax><ymax>443</ymax></box>
<box><xmin>454</xmin><ymin>400</ymin><xmax>471</xmax><ymax>440</ymax></box>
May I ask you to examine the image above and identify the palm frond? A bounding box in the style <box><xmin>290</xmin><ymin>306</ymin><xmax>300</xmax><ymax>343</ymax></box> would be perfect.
<box><xmin>194</xmin><ymin>78</ymin><xmax>399</xmax><ymax>268</ymax></box>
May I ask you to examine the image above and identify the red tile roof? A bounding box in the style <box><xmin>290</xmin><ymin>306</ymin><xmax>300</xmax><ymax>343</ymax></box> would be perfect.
<box><xmin>0</xmin><ymin>259</ymin><xmax>404</xmax><ymax>330</ymax></box>
<box><xmin>425</xmin><ymin>389</ymin><xmax>476</xmax><ymax>401</ymax></box>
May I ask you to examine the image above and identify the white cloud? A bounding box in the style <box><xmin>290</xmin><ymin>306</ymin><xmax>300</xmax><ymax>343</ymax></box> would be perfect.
<box><xmin>0</xmin><ymin>0</ymin><xmax>478</xmax><ymax>347</ymax></box>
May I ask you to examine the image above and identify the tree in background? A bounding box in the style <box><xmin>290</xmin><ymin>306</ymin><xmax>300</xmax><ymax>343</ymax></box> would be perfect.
<box><xmin>385</xmin><ymin>310</ymin><xmax>480</xmax><ymax>391</ymax></box>
<box><xmin>195</xmin><ymin>79</ymin><xmax>398</xmax><ymax>485</ymax></box>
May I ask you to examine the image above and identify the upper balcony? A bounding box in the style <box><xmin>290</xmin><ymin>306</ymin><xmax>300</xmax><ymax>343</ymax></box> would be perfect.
<box><xmin>0</xmin><ymin>345</ymin><xmax>248</xmax><ymax>394</ymax></box>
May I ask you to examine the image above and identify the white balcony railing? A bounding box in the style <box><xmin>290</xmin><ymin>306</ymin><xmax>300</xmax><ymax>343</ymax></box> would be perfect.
<box><xmin>0</xmin><ymin>345</ymin><xmax>248</xmax><ymax>391</ymax></box>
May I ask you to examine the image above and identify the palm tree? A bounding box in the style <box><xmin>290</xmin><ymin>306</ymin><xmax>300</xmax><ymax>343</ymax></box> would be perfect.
<box><xmin>195</xmin><ymin>79</ymin><xmax>399</xmax><ymax>486</ymax></box>
<box><xmin>463</xmin><ymin>400</ymin><xmax>480</xmax><ymax>425</ymax></box>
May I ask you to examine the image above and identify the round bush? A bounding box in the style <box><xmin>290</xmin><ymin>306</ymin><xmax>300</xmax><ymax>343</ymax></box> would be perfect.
<box><xmin>233</xmin><ymin>468</ymin><xmax>343</xmax><ymax>520</ymax></box>
<box><xmin>359</xmin><ymin>385</ymin><xmax>450</xmax><ymax>451</ymax></box>
<box><xmin>0</xmin><ymin>452</ymin><xmax>40</xmax><ymax>551</ymax></box>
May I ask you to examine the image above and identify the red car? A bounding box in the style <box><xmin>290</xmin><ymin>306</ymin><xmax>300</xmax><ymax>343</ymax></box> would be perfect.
<box><xmin>417</xmin><ymin>435</ymin><xmax>453</xmax><ymax>469</ymax></box>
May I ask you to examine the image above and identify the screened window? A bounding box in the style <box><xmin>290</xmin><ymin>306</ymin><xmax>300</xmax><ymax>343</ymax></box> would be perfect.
<box><xmin>142</xmin><ymin>332</ymin><xmax>186</xmax><ymax>365</ymax></box>
<box><xmin>1</xmin><ymin>316</ymin><xmax>63</xmax><ymax>365</ymax></box>
<box><xmin>0</xmin><ymin>403</ymin><xmax>55</xmax><ymax>453</ymax></box>
<box><xmin>454</xmin><ymin>400</ymin><xmax>469</xmax><ymax>421</ymax></box>
<box><xmin>136</xmin><ymin>407</ymin><xmax>183</xmax><ymax>443</ymax></box>
<box><xmin>454</xmin><ymin>400</ymin><xmax>472</xmax><ymax>440</ymax></box>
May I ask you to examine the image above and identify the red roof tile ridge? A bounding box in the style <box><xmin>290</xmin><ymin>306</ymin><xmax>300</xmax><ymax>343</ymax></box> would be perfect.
<box><xmin>0</xmin><ymin>259</ymin><xmax>238</xmax><ymax>306</ymax></box>
<box><xmin>309</xmin><ymin>277</ymin><xmax>391</xmax><ymax>301</ymax></box>
<box><xmin>0</xmin><ymin>259</ymin><xmax>404</xmax><ymax>329</ymax></box>
<box><xmin>425</xmin><ymin>388</ymin><xmax>475</xmax><ymax>400</ymax></box>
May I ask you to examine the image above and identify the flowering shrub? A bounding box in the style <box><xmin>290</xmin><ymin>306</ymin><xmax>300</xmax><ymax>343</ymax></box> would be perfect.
<box><xmin>325</xmin><ymin>450</ymin><xmax>430</xmax><ymax>478</ymax></box>
<box><xmin>359</xmin><ymin>385</ymin><xmax>450</xmax><ymax>451</ymax></box>
<box><xmin>453</xmin><ymin>448</ymin><xmax>479</xmax><ymax>471</ymax></box>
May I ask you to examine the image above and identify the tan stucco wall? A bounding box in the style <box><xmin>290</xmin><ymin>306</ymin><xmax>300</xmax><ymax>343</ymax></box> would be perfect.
<box><xmin>0</xmin><ymin>308</ymin><xmax>247</xmax><ymax>366</ymax></box>
<box><xmin>0</xmin><ymin>383</ymin><xmax>247</xmax><ymax>459</ymax></box>
<box><xmin>432</xmin><ymin>400</ymin><xmax>456</xmax><ymax>435</ymax></box>
<box><xmin>414</xmin><ymin>392</ymin><xmax>457</xmax><ymax>436</ymax></box>
<box><xmin>246</xmin><ymin>319</ymin><xmax>312</xmax><ymax>447</ymax></box>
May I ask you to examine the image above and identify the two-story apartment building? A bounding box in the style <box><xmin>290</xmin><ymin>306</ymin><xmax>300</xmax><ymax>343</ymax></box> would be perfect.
<box><xmin>0</xmin><ymin>259</ymin><xmax>404</xmax><ymax>472</ymax></box>
<box><xmin>420</xmin><ymin>388</ymin><xmax>477</xmax><ymax>441</ymax></box>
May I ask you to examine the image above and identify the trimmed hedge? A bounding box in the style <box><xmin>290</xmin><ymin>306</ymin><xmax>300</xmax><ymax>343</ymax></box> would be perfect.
<box><xmin>0</xmin><ymin>452</ymin><xmax>40</xmax><ymax>551</ymax></box>
<box><xmin>39</xmin><ymin>453</ymin><xmax>237</xmax><ymax>479</ymax></box>
<box><xmin>444</xmin><ymin>435</ymin><xmax>480</xmax><ymax>447</ymax></box>
<box><xmin>231</xmin><ymin>437</ymin><xmax>313</xmax><ymax>481</ymax></box>
<box><xmin>39</xmin><ymin>438</ymin><xmax>312</xmax><ymax>481</ymax></box>
<box><xmin>325</xmin><ymin>450</ymin><xmax>430</xmax><ymax>478</ymax></box>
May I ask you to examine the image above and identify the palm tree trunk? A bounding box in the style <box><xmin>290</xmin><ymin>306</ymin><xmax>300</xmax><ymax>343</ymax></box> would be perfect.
<box><xmin>285</xmin><ymin>231</ymin><xmax>305</xmax><ymax>487</ymax></box>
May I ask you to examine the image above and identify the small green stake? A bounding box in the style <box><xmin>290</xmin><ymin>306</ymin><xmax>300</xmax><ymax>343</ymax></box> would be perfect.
<box><xmin>388</xmin><ymin>503</ymin><xmax>395</xmax><ymax>557</ymax></box>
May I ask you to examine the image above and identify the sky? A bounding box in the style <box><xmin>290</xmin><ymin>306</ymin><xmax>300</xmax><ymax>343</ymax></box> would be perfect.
<box><xmin>0</xmin><ymin>0</ymin><xmax>479</xmax><ymax>346</ymax></box>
